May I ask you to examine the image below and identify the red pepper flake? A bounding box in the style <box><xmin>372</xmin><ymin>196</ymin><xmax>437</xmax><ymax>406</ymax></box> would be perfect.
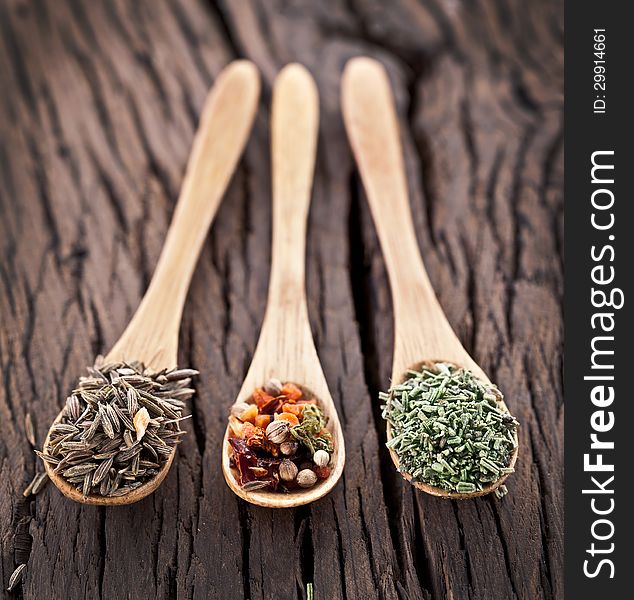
<box><xmin>280</xmin><ymin>382</ymin><xmax>303</xmax><ymax>401</ymax></box>
<box><xmin>228</xmin><ymin>380</ymin><xmax>335</xmax><ymax>494</ymax></box>
<box><xmin>229</xmin><ymin>438</ymin><xmax>281</xmax><ymax>490</ymax></box>
<box><xmin>253</xmin><ymin>388</ymin><xmax>275</xmax><ymax>409</ymax></box>
<box><xmin>313</xmin><ymin>465</ymin><xmax>332</xmax><ymax>479</ymax></box>
<box><xmin>259</xmin><ymin>396</ymin><xmax>283</xmax><ymax>415</ymax></box>
<box><xmin>245</xmin><ymin>427</ymin><xmax>280</xmax><ymax>456</ymax></box>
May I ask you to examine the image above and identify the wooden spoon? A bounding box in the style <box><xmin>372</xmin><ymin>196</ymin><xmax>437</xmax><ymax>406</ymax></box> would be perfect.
<box><xmin>221</xmin><ymin>64</ymin><xmax>345</xmax><ymax>508</ymax></box>
<box><xmin>43</xmin><ymin>60</ymin><xmax>261</xmax><ymax>505</ymax></box>
<box><xmin>341</xmin><ymin>57</ymin><xmax>518</xmax><ymax>499</ymax></box>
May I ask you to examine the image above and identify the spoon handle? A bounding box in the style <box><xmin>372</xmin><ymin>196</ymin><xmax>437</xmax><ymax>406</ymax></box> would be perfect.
<box><xmin>241</xmin><ymin>64</ymin><xmax>320</xmax><ymax>387</ymax></box>
<box><xmin>269</xmin><ymin>64</ymin><xmax>319</xmax><ymax>309</ymax></box>
<box><xmin>342</xmin><ymin>57</ymin><xmax>477</xmax><ymax>379</ymax></box>
<box><xmin>107</xmin><ymin>61</ymin><xmax>260</xmax><ymax>370</ymax></box>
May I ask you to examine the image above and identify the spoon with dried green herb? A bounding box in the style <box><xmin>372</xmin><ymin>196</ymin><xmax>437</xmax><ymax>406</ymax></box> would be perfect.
<box><xmin>38</xmin><ymin>61</ymin><xmax>260</xmax><ymax>505</ymax></box>
<box><xmin>342</xmin><ymin>57</ymin><xmax>519</xmax><ymax>499</ymax></box>
<box><xmin>221</xmin><ymin>64</ymin><xmax>345</xmax><ymax>508</ymax></box>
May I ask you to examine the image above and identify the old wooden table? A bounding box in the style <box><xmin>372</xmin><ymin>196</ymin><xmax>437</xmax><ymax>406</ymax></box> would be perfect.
<box><xmin>0</xmin><ymin>1</ymin><xmax>563</xmax><ymax>598</ymax></box>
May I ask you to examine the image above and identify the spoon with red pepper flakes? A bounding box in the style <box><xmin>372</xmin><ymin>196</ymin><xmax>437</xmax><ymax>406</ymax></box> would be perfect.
<box><xmin>227</xmin><ymin>380</ymin><xmax>335</xmax><ymax>493</ymax></box>
<box><xmin>221</xmin><ymin>64</ymin><xmax>345</xmax><ymax>508</ymax></box>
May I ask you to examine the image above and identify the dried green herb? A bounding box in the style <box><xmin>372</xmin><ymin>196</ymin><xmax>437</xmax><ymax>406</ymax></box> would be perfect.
<box><xmin>289</xmin><ymin>404</ymin><xmax>333</xmax><ymax>455</ymax></box>
<box><xmin>381</xmin><ymin>362</ymin><xmax>518</xmax><ymax>495</ymax></box>
<box><xmin>494</xmin><ymin>484</ymin><xmax>509</xmax><ymax>499</ymax></box>
<box><xmin>37</xmin><ymin>358</ymin><xmax>196</xmax><ymax>497</ymax></box>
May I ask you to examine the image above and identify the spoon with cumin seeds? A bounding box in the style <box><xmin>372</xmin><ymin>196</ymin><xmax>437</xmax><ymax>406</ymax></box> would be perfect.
<box><xmin>342</xmin><ymin>57</ymin><xmax>519</xmax><ymax>499</ymax></box>
<box><xmin>221</xmin><ymin>64</ymin><xmax>345</xmax><ymax>508</ymax></box>
<box><xmin>38</xmin><ymin>61</ymin><xmax>260</xmax><ymax>505</ymax></box>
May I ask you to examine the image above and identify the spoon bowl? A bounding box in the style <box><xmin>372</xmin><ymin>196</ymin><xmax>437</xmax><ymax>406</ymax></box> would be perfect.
<box><xmin>43</xmin><ymin>408</ymin><xmax>178</xmax><ymax>505</ymax></box>
<box><xmin>223</xmin><ymin>380</ymin><xmax>345</xmax><ymax>509</ymax></box>
<box><xmin>387</xmin><ymin>360</ymin><xmax>518</xmax><ymax>499</ymax></box>
<box><xmin>42</xmin><ymin>60</ymin><xmax>260</xmax><ymax>505</ymax></box>
<box><xmin>342</xmin><ymin>57</ymin><xmax>518</xmax><ymax>499</ymax></box>
<box><xmin>221</xmin><ymin>63</ymin><xmax>345</xmax><ymax>508</ymax></box>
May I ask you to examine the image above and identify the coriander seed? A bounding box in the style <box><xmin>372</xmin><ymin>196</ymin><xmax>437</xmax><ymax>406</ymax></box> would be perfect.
<box><xmin>296</xmin><ymin>469</ymin><xmax>318</xmax><ymax>488</ymax></box>
<box><xmin>280</xmin><ymin>441</ymin><xmax>298</xmax><ymax>456</ymax></box>
<box><xmin>263</xmin><ymin>377</ymin><xmax>283</xmax><ymax>396</ymax></box>
<box><xmin>279</xmin><ymin>459</ymin><xmax>298</xmax><ymax>482</ymax></box>
<box><xmin>313</xmin><ymin>449</ymin><xmax>330</xmax><ymax>467</ymax></box>
<box><xmin>266</xmin><ymin>420</ymin><xmax>290</xmax><ymax>444</ymax></box>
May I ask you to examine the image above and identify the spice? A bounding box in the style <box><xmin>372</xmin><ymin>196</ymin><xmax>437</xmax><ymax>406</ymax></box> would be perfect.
<box><xmin>133</xmin><ymin>407</ymin><xmax>151</xmax><ymax>441</ymax></box>
<box><xmin>381</xmin><ymin>362</ymin><xmax>518</xmax><ymax>495</ymax></box>
<box><xmin>280</xmin><ymin>440</ymin><xmax>298</xmax><ymax>456</ymax></box>
<box><xmin>313</xmin><ymin>449</ymin><xmax>330</xmax><ymax>468</ymax></box>
<box><xmin>242</xmin><ymin>480</ymin><xmax>271</xmax><ymax>491</ymax></box>
<box><xmin>313</xmin><ymin>465</ymin><xmax>331</xmax><ymax>479</ymax></box>
<box><xmin>494</xmin><ymin>484</ymin><xmax>509</xmax><ymax>499</ymax></box>
<box><xmin>264</xmin><ymin>378</ymin><xmax>283</xmax><ymax>395</ymax></box>
<box><xmin>24</xmin><ymin>413</ymin><xmax>36</xmax><ymax>447</ymax></box>
<box><xmin>7</xmin><ymin>564</ymin><xmax>27</xmax><ymax>592</ymax></box>
<box><xmin>227</xmin><ymin>379</ymin><xmax>335</xmax><ymax>493</ymax></box>
<box><xmin>266</xmin><ymin>420</ymin><xmax>290</xmax><ymax>444</ymax></box>
<box><xmin>279</xmin><ymin>459</ymin><xmax>299</xmax><ymax>482</ymax></box>
<box><xmin>36</xmin><ymin>358</ymin><xmax>196</xmax><ymax>497</ymax></box>
<box><xmin>289</xmin><ymin>404</ymin><xmax>334</xmax><ymax>455</ymax></box>
<box><xmin>22</xmin><ymin>472</ymin><xmax>49</xmax><ymax>497</ymax></box>
<box><xmin>296</xmin><ymin>469</ymin><xmax>318</xmax><ymax>488</ymax></box>
<box><xmin>231</xmin><ymin>402</ymin><xmax>251</xmax><ymax>418</ymax></box>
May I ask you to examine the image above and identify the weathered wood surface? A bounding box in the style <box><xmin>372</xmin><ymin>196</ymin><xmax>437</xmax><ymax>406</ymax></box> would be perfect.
<box><xmin>0</xmin><ymin>1</ymin><xmax>563</xmax><ymax>599</ymax></box>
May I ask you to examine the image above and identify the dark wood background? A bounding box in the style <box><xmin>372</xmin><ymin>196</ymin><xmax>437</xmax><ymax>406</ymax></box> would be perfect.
<box><xmin>0</xmin><ymin>1</ymin><xmax>563</xmax><ymax>598</ymax></box>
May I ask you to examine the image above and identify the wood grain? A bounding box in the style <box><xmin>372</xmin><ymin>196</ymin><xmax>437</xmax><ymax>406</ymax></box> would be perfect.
<box><xmin>0</xmin><ymin>0</ymin><xmax>563</xmax><ymax>598</ymax></box>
